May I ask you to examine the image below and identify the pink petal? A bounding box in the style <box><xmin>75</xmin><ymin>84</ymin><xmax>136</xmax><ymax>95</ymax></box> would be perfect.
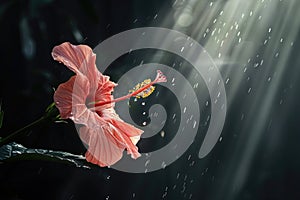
<box><xmin>52</xmin><ymin>42</ymin><xmax>100</xmax><ymax>89</ymax></box>
<box><xmin>87</xmin><ymin>74</ymin><xmax>117</xmax><ymax>111</ymax></box>
<box><xmin>101</xmin><ymin>108</ymin><xmax>143</xmax><ymax>137</ymax></box>
<box><xmin>101</xmin><ymin>108</ymin><xmax>144</xmax><ymax>158</ymax></box>
<box><xmin>52</xmin><ymin>42</ymin><xmax>119</xmax><ymax>107</ymax></box>
<box><xmin>54</xmin><ymin>74</ymin><xmax>90</xmax><ymax>120</ymax></box>
<box><xmin>53</xmin><ymin>76</ymin><xmax>75</xmax><ymax>119</ymax></box>
<box><xmin>101</xmin><ymin>108</ymin><xmax>143</xmax><ymax>159</ymax></box>
<box><xmin>52</xmin><ymin>42</ymin><xmax>145</xmax><ymax>166</ymax></box>
<box><xmin>78</xmin><ymin>109</ymin><xmax>142</xmax><ymax>166</ymax></box>
<box><xmin>79</xmin><ymin>126</ymin><xmax>125</xmax><ymax>167</ymax></box>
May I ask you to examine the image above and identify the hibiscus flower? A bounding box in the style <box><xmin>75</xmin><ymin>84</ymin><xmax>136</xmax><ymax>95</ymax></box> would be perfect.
<box><xmin>52</xmin><ymin>42</ymin><xmax>167</xmax><ymax>167</ymax></box>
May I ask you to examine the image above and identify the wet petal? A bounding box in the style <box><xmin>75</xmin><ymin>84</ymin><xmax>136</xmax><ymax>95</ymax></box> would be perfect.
<box><xmin>101</xmin><ymin>108</ymin><xmax>143</xmax><ymax>159</ymax></box>
<box><xmin>52</xmin><ymin>42</ymin><xmax>100</xmax><ymax>88</ymax></box>
<box><xmin>88</xmin><ymin>74</ymin><xmax>117</xmax><ymax>111</ymax></box>
<box><xmin>79</xmin><ymin>126</ymin><xmax>124</xmax><ymax>167</ymax></box>
<box><xmin>52</xmin><ymin>42</ymin><xmax>145</xmax><ymax>167</ymax></box>
<box><xmin>79</xmin><ymin>109</ymin><xmax>142</xmax><ymax>167</ymax></box>
<box><xmin>108</xmin><ymin>121</ymin><xmax>141</xmax><ymax>159</ymax></box>
<box><xmin>54</xmin><ymin>74</ymin><xmax>91</xmax><ymax>121</ymax></box>
<box><xmin>53</xmin><ymin>76</ymin><xmax>74</xmax><ymax>119</ymax></box>
<box><xmin>101</xmin><ymin>108</ymin><xmax>143</xmax><ymax>137</ymax></box>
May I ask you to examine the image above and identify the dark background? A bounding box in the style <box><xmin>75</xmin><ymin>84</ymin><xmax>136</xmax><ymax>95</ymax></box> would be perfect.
<box><xmin>1</xmin><ymin>0</ymin><xmax>300</xmax><ymax>199</ymax></box>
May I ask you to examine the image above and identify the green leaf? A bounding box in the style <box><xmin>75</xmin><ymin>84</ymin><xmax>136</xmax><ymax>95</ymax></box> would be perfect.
<box><xmin>0</xmin><ymin>142</ymin><xmax>93</xmax><ymax>168</ymax></box>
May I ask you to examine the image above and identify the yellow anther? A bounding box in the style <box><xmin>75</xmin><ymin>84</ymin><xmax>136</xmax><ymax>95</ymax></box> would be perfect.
<box><xmin>129</xmin><ymin>79</ymin><xmax>156</xmax><ymax>98</ymax></box>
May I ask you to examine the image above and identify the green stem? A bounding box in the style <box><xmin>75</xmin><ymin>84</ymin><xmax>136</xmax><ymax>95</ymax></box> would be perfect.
<box><xmin>0</xmin><ymin>116</ymin><xmax>46</xmax><ymax>147</ymax></box>
<box><xmin>0</xmin><ymin>102</ymin><xmax>60</xmax><ymax>147</ymax></box>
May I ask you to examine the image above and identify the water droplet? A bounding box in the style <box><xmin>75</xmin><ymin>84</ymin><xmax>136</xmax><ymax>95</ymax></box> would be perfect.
<box><xmin>180</xmin><ymin>46</ymin><xmax>185</xmax><ymax>52</ymax></box>
<box><xmin>260</xmin><ymin>59</ymin><xmax>264</xmax><ymax>66</ymax></box>
<box><xmin>190</xmin><ymin>161</ymin><xmax>195</xmax><ymax>166</ymax></box>
<box><xmin>280</xmin><ymin>38</ymin><xmax>284</xmax><ymax>43</ymax></box>
<box><xmin>145</xmin><ymin>160</ymin><xmax>150</xmax><ymax>167</ymax></box>
<box><xmin>221</xmin><ymin>104</ymin><xmax>225</xmax><ymax>110</ymax></box>
<box><xmin>211</xmin><ymin>29</ymin><xmax>215</xmax><ymax>36</ymax></box>
<box><xmin>161</xmin><ymin>161</ymin><xmax>166</xmax><ymax>169</ymax></box>
<box><xmin>225</xmin><ymin>78</ymin><xmax>230</xmax><ymax>84</ymax></box>
<box><xmin>193</xmin><ymin>121</ymin><xmax>197</xmax><ymax>129</ymax></box>
<box><xmin>268</xmin><ymin>27</ymin><xmax>272</xmax><ymax>33</ymax></box>
<box><xmin>247</xmin><ymin>88</ymin><xmax>252</xmax><ymax>93</ymax></box>
<box><xmin>220</xmin><ymin>40</ymin><xmax>224</xmax><ymax>47</ymax></box>
<box><xmin>141</xmin><ymin>102</ymin><xmax>146</xmax><ymax>106</ymax></box>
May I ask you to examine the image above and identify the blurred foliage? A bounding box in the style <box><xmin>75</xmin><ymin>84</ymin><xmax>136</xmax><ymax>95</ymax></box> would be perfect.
<box><xmin>0</xmin><ymin>0</ymin><xmax>300</xmax><ymax>200</ymax></box>
<box><xmin>0</xmin><ymin>100</ymin><xmax>3</xmax><ymax>128</ymax></box>
<box><xmin>0</xmin><ymin>0</ymin><xmax>110</xmax><ymax>153</ymax></box>
<box><xmin>0</xmin><ymin>0</ymin><xmax>164</xmax><ymax>151</ymax></box>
